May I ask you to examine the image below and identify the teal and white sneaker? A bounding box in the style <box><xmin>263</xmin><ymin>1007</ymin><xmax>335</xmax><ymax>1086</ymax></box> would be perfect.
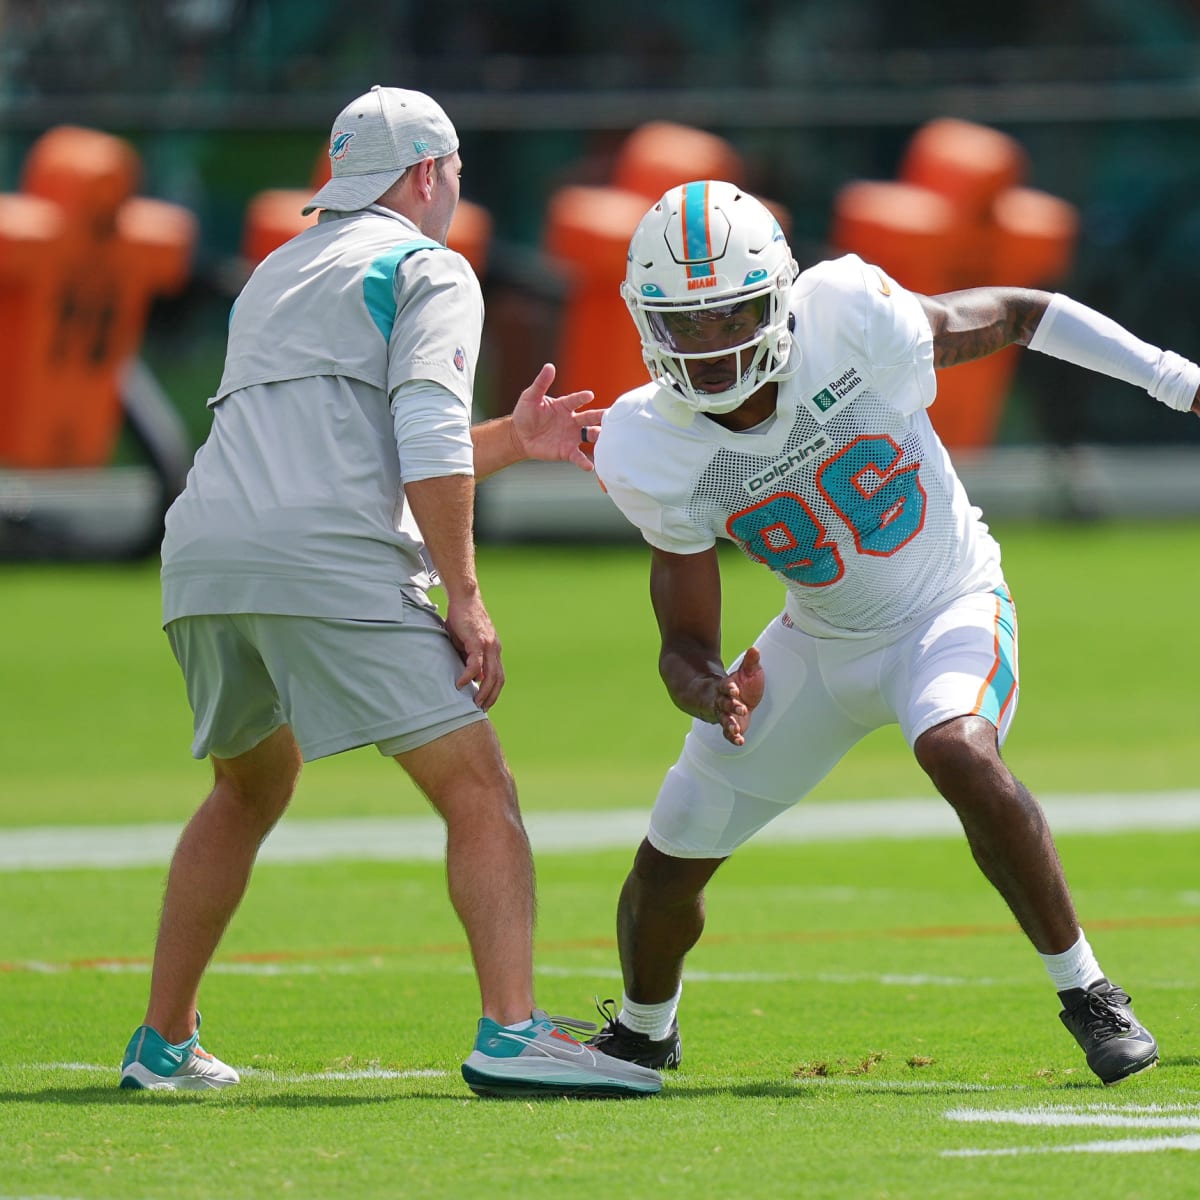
<box><xmin>119</xmin><ymin>1014</ymin><xmax>239</xmax><ymax>1091</ymax></box>
<box><xmin>461</xmin><ymin>1009</ymin><xmax>662</xmax><ymax>1098</ymax></box>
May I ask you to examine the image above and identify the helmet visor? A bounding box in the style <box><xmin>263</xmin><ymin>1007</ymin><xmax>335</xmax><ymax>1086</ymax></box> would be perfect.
<box><xmin>647</xmin><ymin>296</ymin><xmax>768</xmax><ymax>356</ymax></box>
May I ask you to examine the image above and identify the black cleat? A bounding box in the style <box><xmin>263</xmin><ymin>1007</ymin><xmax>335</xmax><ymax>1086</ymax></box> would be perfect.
<box><xmin>586</xmin><ymin>998</ymin><xmax>682</xmax><ymax>1070</ymax></box>
<box><xmin>1058</xmin><ymin>978</ymin><xmax>1159</xmax><ymax>1085</ymax></box>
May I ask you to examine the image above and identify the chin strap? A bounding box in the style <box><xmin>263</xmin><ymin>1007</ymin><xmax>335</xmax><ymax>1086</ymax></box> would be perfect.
<box><xmin>650</xmin><ymin>386</ymin><xmax>697</xmax><ymax>427</ymax></box>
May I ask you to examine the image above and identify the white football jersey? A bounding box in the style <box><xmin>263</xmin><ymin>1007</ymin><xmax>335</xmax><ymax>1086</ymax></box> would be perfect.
<box><xmin>595</xmin><ymin>254</ymin><xmax>1004</xmax><ymax>638</ymax></box>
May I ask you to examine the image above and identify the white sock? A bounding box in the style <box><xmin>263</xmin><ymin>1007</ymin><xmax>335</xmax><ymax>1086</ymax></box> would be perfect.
<box><xmin>1040</xmin><ymin>929</ymin><xmax>1105</xmax><ymax>994</ymax></box>
<box><xmin>504</xmin><ymin>1018</ymin><xmax>534</xmax><ymax>1031</ymax></box>
<box><xmin>618</xmin><ymin>986</ymin><xmax>682</xmax><ymax>1041</ymax></box>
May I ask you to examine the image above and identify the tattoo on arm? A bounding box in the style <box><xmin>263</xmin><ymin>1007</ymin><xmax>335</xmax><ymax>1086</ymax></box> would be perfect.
<box><xmin>921</xmin><ymin>288</ymin><xmax>1051</xmax><ymax>368</ymax></box>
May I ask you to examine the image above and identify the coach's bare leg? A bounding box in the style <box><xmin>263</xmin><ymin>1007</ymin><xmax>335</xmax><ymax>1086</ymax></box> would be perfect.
<box><xmin>914</xmin><ymin>715</ymin><xmax>1079</xmax><ymax>954</ymax></box>
<box><xmin>616</xmin><ymin>839</ymin><xmax>726</xmax><ymax>1004</ymax></box>
<box><xmin>397</xmin><ymin>721</ymin><xmax>536</xmax><ymax>1026</ymax></box>
<box><xmin>144</xmin><ymin>725</ymin><xmax>303</xmax><ymax>1042</ymax></box>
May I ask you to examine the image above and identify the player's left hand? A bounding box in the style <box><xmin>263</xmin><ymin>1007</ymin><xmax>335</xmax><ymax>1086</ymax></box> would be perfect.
<box><xmin>511</xmin><ymin>362</ymin><xmax>602</xmax><ymax>472</ymax></box>
<box><xmin>716</xmin><ymin>645</ymin><xmax>765</xmax><ymax>746</ymax></box>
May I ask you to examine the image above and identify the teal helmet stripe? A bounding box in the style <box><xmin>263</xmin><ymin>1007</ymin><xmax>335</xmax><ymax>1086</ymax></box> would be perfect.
<box><xmin>681</xmin><ymin>180</ymin><xmax>715</xmax><ymax>282</ymax></box>
<box><xmin>363</xmin><ymin>237</ymin><xmax>445</xmax><ymax>339</ymax></box>
<box><xmin>977</xmin><ymin>587</ymin><xmax>1018</xmax><ymax>724</ymax></box>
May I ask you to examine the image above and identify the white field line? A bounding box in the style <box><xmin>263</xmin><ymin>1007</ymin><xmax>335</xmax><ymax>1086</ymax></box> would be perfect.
<box><xmin>942</xmin><ymin>1104</ymin><xmax>1200</xmax><ymax>1158</ymax></box>
<box><xmin>239</xmin><ymin>1067</ymin><xmax>447</xmax><ymax>1082</ymax></box>
<box><xmin>26</xmin><ymin>1062</ymin><xmax>447</xmax><ymax>1082</ymax></box>
<box><xmin>808</xmin><ymin>1078</ymin><xmax>1023</xmax><ymax>1092</ymax></box>
<box><xmin>35</xmin><ymin>1066</ymin><xmax>1192</xmax><ymax>1105</ymax></box>
<box><xmin>8</xmin><ymin>955</ymin><xmax>1196</xmax><ymax>992</ymax></box>
<box><xmin>533</xmin><ymin>964</ymin><xmax>1200</xmax><ymax>991</ymax></box>
<box><xmin>4</xmin><ymin>791</ymin><xmax>1200</xmax><ymax>871</ymax></box>
<box><xmin>946</xmin><ymin>1107</ymin><xmax>1200</xmax><ymax>1129</ymax></box>
<box><xmin>18</xmin><ymin>1062</ymin><xmax>1027</xmax><ymax>1094</ymax></box>
<box><xmin>8</xmin><ymin>960</ymin><xmax>367</xmax><ymax>976</ymax></box>
<box><xmin>1058</xmin><ymin>1104</ymin><xmax>1200</xmax><ymax>1113</ymax></box>
<box><xmin>943</xmin><ymin>1135</ymin><xmax>1200</xmax><ymax>1156</ymax></box>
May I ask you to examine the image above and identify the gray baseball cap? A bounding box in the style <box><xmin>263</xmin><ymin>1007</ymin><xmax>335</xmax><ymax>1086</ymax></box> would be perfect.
<box><xmin>302</xmin><ymin>85</ymin><xmax>459</xmax><ymax>215</ymax></box>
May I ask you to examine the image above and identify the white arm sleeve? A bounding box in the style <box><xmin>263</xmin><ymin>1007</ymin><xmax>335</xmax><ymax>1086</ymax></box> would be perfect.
<box><xmin>1029</xmin><ymin>294</ymin><xmax>1200</xmax><ymax>412</ymax></box>
<box><xmin>391</xmin><ymin>379</ymin><xmax>474</xmax><ymax>483</ymax></box>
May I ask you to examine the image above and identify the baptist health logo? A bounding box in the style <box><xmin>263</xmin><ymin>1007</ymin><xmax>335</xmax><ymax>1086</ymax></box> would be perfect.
<box><xmin>811</xmin><ymin>363</ymin><xmax>865</xmax><ymax>413</ymax></box>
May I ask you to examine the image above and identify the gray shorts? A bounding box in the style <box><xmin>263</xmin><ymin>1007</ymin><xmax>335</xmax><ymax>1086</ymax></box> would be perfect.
<box><xmin>166</xmin><ymin>606</ymin><xmax>487</xmax><ymax>762</ymax></box>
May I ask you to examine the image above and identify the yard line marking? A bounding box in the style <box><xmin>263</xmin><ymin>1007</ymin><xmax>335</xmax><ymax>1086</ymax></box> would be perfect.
<box><xmin>4</xmin><ymin>790</ymin><xmax>1200</xmax><ymax>871</ymax></box>
<box><xmin>239</xmin><ymin>1068</ymin><xmax>448</xmax><ymax>1082</ymax></box>
<box><xmin>36</xmin><ymin>1062</ymin><xmax>109</xmax><ymax>1072</ymax></box>
<box><xmin>536</xmin><ymin>963</ymin><xmax>1198</xmax><ymax>990</ymax></box>
<box><xmin>1069</xmin><ymin>1104</ymin><xmax>1200</xmax><ymax>1113</ymax></box>
<box><xmin>25</xmin><ymin>1063</ymin><xmax>447</xmax><ymax>1083</ymax></box>
<box><xmin>946</xmin><ymin>1106</ymin><xmax>1200</xmax><ymax>1129</ymax></box>
<box><xmin>4</xmin><ymin>960</ymin><xmax>376</xmax><ymax>976</ymax></box>
<box><xmin>940</xmin><ymin>1103</ymin><xmax>1200</xmax><ymax>1159</ymax></box>
<box><xmin>7</xmin><ymin>929</ymin><xmax>1200</xmax><ymax>977</ymax></box>
<box><xmin>807</xmin><ymin>1078</ymin><xmax>1023</xmax><ymax>1092</ymax></box>
<box><xmin>943</xmin><ymin>1135</ymin><xmax>1200</xmax><ymax>1156</ymax></box>
<box><xmin>535</xmin><ymin>964</ymin><xmax>1007</xmax><ymax>986</ymax></box>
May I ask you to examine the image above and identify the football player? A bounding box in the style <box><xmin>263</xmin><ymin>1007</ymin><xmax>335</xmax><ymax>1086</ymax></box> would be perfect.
<box><xmin>589</xmin><ymin>180</ymin><xmax>1198</xmax><ymax>1084</ymax></box>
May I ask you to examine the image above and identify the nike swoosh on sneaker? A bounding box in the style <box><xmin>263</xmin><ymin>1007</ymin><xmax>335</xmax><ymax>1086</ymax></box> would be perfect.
<box><xmin>500</xmin><ymin>1029</ymin><xmax>597</xmax><ymax>1062</ymax></box>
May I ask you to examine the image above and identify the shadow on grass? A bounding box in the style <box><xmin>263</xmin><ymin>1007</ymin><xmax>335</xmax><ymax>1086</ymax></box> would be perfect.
<box><xmin>656</xmin><ymin>1080</ymin><xmax>1019</xmax><ymax>1099</ymax></box>
<box><xmin>467</xmin><ymin>1079</ymin><xmax>1034</xmax><ymax>1102</ymax></box>
<box><xmin>1161</xmin><ymin>1054</ymin><xmax>1200</xmax><ymax>1069</ymax></box>
<box><xmin>1039</xmin><ymin>1052</ymin><xmax>1199</xmax><ymax>1090</ymax></box>
<box><xmin>1</xmin><ymin>1086</ymin><xmax>466</xmax><ymax>1106</ymax></box>
<box><xmin>14</xmin><ymin>1065</ymin><xmax>1191</xmax><ymax>1107</ymax></box>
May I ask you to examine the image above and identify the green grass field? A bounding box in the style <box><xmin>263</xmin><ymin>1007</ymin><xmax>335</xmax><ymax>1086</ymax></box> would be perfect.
<box><xmin>3</xmin><ymin>522</ymin><xmax>1200</xmax><ymax>1198</ymax></box>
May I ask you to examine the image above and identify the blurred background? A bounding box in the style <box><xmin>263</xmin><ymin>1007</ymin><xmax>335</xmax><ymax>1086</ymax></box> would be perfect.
<box><xmin>3</xmin><ymin>0</ymin><xmax>1200</xmax><ymax>557</ymax></box>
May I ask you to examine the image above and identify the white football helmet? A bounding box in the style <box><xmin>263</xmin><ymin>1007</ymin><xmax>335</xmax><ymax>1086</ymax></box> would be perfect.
<box><xmin>622</xmin><ymin>180</ymin><xmax>799</xmax><ymax>414</ymax></box>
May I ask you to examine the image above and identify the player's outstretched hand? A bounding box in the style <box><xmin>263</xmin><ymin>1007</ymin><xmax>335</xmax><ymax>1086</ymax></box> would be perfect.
<box><xmin>511</xmin><ymin>362</ymin><xmax>602</xmax><ymax>472</ymax></box>
<box><xmin>716</xmin><ymin>645</ymin><xmax>764</xmax><ymax>746</ymax></box>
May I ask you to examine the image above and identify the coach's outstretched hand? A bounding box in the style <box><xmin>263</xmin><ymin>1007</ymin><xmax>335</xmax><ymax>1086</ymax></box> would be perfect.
<box><xmin>511</xmin><ymin>363</ymin><xmax>601</xmax><ymax>472</ymax></box>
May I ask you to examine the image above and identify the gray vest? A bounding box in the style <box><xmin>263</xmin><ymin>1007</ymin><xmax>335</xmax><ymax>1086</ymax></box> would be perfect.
<box><xmin>214</xmin><ymin>212</ymin><xmax>443</xmax><ymax>405</ymax></box>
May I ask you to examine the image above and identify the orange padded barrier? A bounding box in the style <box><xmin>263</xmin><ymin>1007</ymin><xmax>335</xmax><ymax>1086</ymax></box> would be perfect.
<box><xmin>241</xmin><ymin>149</ymin><xmax>492</xmax><ymax>277</ymax></box>
<box><xmin>444</xmin><ymin>200</ymin><xmax>493</xmax><ymax>279</ymax></box>
<box><xmin>543</xmin><ymin>185</ymin><xmax>652</xmax><ymax>406</ymax></box>
<box><xmin>0</xmin><ymin>126</ymin><xmax>196</xmax><ymax>468</ymax></box>
<box><xmin>900</xmin><ymin>118</ymin><xmax>1028</xmax><ymax>224</ymax></box>
<box><xmin>545</xmin><ymin>122</ymin><xmax>790</xmax><ymax>409</ymax></box>
<box><xmin>241</xmin><ymin>189</ymin><xmax>316</xmax><ymax>265</ymax></box>
<box><xmin>830</xmin><ymin>182</ymin><xmax>961</xmax><ymax>297</ymax></box>
<box><xmin>830</xmin><ymin>118</ymin><xmax>1078</xmax><ymax>449</ymax></box>
<box><xmin>613</xmin><ymin>120</ymin><xmax>745</xmax><ymax>203</ymax></box>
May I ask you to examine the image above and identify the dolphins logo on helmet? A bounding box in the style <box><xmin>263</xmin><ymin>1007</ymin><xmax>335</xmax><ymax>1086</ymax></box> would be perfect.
<box><xmin>622</xmin><ymin>181</ymin><xmax>799</xmax><ymax>415</ymax></box>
